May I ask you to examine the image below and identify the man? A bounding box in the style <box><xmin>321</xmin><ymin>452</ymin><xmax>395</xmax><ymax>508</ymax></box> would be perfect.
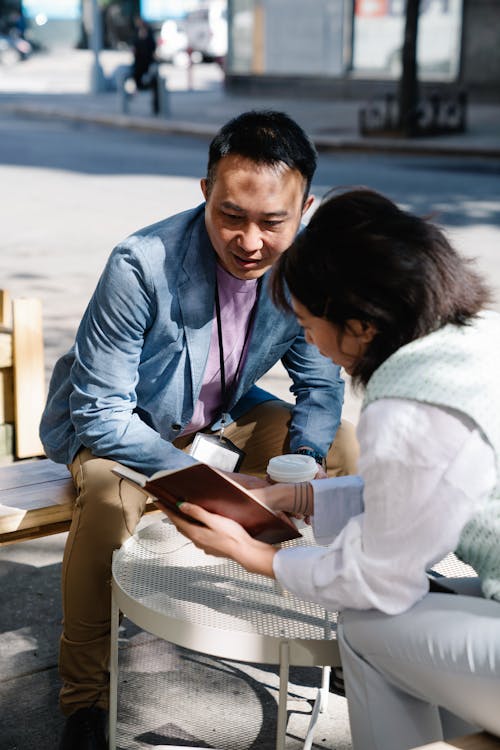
<box><xmin>131</xmin><ymin>16</ymin><xmax>159</xmax><ymax>114</ymax></box>
<box><xmin>40</xmin><ymin>110</ymin><xmax>358</xmax><ymax>750</ymax></box>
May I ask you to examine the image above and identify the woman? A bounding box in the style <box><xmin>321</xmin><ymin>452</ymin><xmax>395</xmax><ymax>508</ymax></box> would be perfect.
<box><xmin>164</xmin><ymin>188</ymin><xmax>500</xmax><ymax>750</ymax></box>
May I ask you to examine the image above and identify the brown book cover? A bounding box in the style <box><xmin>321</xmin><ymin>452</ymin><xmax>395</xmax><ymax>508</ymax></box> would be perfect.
<box><xmin>112</xmin><ymin>463</ymin><xmax>302</xmax><ymax>545</ymax></box>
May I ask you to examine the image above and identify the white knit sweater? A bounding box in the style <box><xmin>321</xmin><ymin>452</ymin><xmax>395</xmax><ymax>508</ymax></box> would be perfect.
<box><xmin>363</xmin><ymin>310</ymin><xmax>500</xmax><ymax>600</ymax></box>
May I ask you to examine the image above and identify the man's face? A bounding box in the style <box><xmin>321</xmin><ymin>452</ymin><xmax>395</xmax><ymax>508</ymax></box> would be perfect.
<box><xmin>201</xmin><ymin>154</ymin><xmax>314</xmax><ymax>281</ymax></box>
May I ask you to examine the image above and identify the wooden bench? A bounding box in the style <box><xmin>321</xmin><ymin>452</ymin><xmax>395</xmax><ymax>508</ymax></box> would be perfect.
<box><xmin>0</xmin><ymin>458</ymin><xmax>158</xmax><ymax>545</ymax></box>
<box><xmin>0</xmin><ymin>286</ymin><xmax>161</xmax><ymax>545</ymax></box>
<box><xmin>412</xmin><ymin>732</ymin><xmax>500</xmax><ymax>749</ymax></box>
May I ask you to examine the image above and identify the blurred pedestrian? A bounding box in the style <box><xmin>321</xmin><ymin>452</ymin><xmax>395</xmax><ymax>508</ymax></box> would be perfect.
<box><xmin>131</xmin><ymin>15</ymin><xmax>159</xmax><ymax>112</ymax></box>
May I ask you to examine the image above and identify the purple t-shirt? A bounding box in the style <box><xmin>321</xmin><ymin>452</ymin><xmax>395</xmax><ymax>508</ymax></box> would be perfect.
<box><xmin>182</xmin><ymin>263</ymin><xmax>258</xmax><ymax>436</ymax></box>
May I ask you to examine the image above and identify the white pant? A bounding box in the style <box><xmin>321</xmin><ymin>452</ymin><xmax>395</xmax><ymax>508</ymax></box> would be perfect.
<box><xmin>338</xmin><ymin>588</ymin><xmax>500</xmax><ymax>750</ymax></box>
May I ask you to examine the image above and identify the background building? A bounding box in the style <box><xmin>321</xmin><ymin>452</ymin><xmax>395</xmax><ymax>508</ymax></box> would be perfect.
<box><xmin>225</xmin><ymin>0</ymin><xmax>500</xmax><ymax>102</ymax></box>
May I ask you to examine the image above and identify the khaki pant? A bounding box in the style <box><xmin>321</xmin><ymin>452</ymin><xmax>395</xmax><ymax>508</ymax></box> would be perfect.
<box><xmin>60</xmin><ymin>400</ymin><xmax>359</xmax><ymax>715</ymax></box>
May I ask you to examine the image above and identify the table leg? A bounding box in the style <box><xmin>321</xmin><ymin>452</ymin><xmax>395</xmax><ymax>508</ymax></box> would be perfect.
<box><xmin>276</xmin><ymin>640</ymin><xmax>290</xmax><ymax>750</ymax></box>
<box><xmin>319</xmin><ymin>665</ymin><xmax>331</xmax><ymax>712</ymax></box>
<box><xmin>303</xmin><ymin>612</ymin><xmax>333</xmax><ymax>748</ymax></box>
<box><xmin>109</xmin><ymin>584</ymin><xmax>120</xmax><ymax>750</ymax></box>
<box><xmin>303</xmin><ymin>667</ymin><xmax>331</xmax><ymax>750</ymax></box>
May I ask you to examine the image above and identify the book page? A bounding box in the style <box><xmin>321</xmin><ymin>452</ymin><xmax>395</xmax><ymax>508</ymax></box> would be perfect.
<box><xmin>112</xmin><ymin>465</ymin><xmax>148</xmax><ymax>487</ymax></box>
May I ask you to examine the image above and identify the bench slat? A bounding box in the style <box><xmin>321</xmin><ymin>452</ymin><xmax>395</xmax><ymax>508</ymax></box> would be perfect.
<box><xmin>0</xmin><ymin>493</ymin><xmax>73</xmax><ymax>538</ymax></box>
<box><xmin>0</xmin><ymin>461</ymin><xmax>76</xmax><ymax>541</ymax></box>
<box><xmin>0</xmin><ymin>459</ymin><xmax>71</xmax><ymax>489</ymax></box>
<box><xmin>1</xmin><ymin>520</ymin><xmax>74</xmax><ymax>544</ymax></box>
<box><xmin>0</xmin><ymin>479</ymin><xmax>74</xmax><ymax>510</ymax></box>
<box><xmin>0</xmin><ymin>458</ymin><xmax>158</xmax><ymax>544</ymax></box>
<box><xmin>12</xmin><ymin>298</ymin><xmax>45</xmax><ymax>458</ymax></box>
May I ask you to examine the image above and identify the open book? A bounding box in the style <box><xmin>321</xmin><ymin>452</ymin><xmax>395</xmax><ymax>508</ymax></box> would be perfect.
<box><xmin>112</xmin><ymin>463</ymin><xmax>302</xmax><ymax>545</ymax></box>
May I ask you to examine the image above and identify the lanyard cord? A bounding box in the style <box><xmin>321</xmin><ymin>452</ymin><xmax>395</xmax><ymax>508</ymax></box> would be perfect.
<box><xmin>214</xmin><ymin>276</ymin><xmax>261</xmax><ymax>420</ymax></box>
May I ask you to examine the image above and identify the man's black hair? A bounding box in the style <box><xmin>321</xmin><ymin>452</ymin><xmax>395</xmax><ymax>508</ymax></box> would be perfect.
<box><xmin>206</xmin><ymin>110</ymin><xmax>317</xmax><ymax>201</ymax></box>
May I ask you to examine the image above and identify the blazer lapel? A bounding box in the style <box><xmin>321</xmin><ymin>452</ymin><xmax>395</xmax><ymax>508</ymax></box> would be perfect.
<box><xmin>177</xmin><ymin>217</ymin><xmax>216</xmax><ymax>405</ymax></box>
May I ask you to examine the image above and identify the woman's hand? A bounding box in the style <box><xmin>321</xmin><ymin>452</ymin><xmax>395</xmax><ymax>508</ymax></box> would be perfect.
<box><xmin>252</xmin><ymin>484</ymin><xmax>293</xmax><ymax>513</ymax></box>
<box><xmin>164</xmin><ymin>502</ymin><xmax>277</xmax><ymax>577</ymax></box>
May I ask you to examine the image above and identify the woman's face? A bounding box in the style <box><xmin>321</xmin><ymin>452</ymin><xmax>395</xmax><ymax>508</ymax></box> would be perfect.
<box><xmin>292</xmin><ymin>297</ymin><xmax>376</xmax><ymax>373</ymax></box>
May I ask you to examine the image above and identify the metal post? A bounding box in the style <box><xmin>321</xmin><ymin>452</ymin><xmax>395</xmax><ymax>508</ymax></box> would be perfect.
<box><xmin>117</xmin><ymin>68</ymin><xmax>131</xmax><ymax>114</ymax></box>
<box><xmin>157</xmin><ymin>74</ymin><xmax>170</xmax><ymax>117</ymax></box>
<box><xmin>276</xmin><ymin>640</ymin><xmax>290</xmax><ymax>750</ymax></box>
<box><xmin>187</xmin><ymin>48</ymin><xmax>194</xmax><ymax>91</ymax></box>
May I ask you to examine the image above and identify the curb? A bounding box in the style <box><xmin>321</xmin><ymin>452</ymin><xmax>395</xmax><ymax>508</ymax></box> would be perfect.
<box><xmin>2</xmin><ymin>102</ymin><xmax>217</xmax><ymax>139</ymax></box>
<box><xmin>313</xmin><ymin>133</ymin><xmax>500</xmax><ymax>158</ymax></box>
<box><xmin>4</xmin><ymin>102</ymin><xmax>500</xmax><ymax>159</ymax></box>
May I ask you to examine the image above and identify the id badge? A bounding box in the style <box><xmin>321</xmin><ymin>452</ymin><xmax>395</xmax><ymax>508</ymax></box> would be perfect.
<box><xmin>189</xmin><ymin>432</ymin><xmax>245</xmax><ymax>472</ymax></box>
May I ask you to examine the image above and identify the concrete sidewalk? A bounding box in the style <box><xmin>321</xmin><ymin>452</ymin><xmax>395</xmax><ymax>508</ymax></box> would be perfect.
<box><xmin>0</xmin><ymin>518</ymin><xmax>352</xmax><ymax>750</ymax></box>
<box><xmin>0</xmin><ymin>49</ymin><xmax>499</xmax><ymax>157</ymax></box>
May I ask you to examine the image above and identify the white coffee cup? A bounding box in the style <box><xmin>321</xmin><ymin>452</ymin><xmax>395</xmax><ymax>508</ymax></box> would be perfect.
<box><xmin>267</xmin><ymin>453</ymin><xmax>318</xmax><ymax>484</ymax></box>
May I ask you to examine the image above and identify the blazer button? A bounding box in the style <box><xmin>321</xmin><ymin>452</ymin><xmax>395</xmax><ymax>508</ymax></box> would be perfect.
<box><xmin>172</xmin><ymin>423</ymin><xmax>182</xmax><ymax>432</ymax></box>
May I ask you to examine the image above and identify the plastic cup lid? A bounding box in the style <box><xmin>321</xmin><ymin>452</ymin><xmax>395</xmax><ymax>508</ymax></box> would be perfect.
<box><xmin>267</xmin><ymin>453</ymin><xmax>318</xmax><ymax>482</ymax></box>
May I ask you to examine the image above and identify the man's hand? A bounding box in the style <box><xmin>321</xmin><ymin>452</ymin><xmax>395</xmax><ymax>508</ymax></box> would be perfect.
<box><xmin>295</xmin><ymin>447</ymin><xmax>327</xmax><ymax>479</ymax></box>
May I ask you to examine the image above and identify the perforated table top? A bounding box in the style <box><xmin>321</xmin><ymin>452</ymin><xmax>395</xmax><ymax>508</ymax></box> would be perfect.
<box><xmin>112</xmin><ymin>519</ymin><xmax>340</xmax><ymax>666</ymax></box>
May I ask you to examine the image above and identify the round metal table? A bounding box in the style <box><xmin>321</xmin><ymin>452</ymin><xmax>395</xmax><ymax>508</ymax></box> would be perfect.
<box><xmin>110</xmin><ymin>519</ymin><xmax>341</xmax><ymax>750</ymax></box>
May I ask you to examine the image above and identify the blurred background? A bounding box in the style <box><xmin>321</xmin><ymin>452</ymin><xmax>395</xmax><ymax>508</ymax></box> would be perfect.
<box><xmin>0</xmin><ymin>0</ymin><xmax>498</xmax><ymax>102</ymax></box>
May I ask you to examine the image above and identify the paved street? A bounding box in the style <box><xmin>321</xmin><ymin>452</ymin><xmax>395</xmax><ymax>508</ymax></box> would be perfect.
<box><xmin>1</xmin><ymin>108</ymin><xmax>499</xmax><ymax>423</ymax></box>
<box><xmin>1</xmin><ymin>49</ymin><xmax>500</xmax><ymax>750</ymax></box>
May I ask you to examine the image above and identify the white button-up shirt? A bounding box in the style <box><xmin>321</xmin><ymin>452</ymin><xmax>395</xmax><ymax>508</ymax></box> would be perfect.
<box><xmin>273</xmin><ymin>399</ymin><xmax>496</xmax><ymax>614</ymax></box>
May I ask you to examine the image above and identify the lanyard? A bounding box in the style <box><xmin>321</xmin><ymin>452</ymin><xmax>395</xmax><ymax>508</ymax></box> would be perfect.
<box><xmin>214</xmin><ymin>277</ymin><xmax>261</xmax><ymax>436</ymax></box>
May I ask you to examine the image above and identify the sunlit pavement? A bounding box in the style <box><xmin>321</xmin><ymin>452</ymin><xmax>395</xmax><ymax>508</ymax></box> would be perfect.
<box><xmin>1</xmin><ymin>48</ymin><xmax>499</xmax><ymax>156</ymax></box>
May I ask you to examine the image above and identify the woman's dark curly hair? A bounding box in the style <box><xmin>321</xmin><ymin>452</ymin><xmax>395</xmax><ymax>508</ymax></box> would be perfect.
<box><xmin>273</xmin><ymin>188</ymin><xmax>491</xmax><ymax>387</ymax></box>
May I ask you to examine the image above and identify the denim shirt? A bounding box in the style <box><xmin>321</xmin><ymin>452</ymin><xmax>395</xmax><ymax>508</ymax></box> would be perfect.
<box><xmin>40</xmin><ymin>204</ymin><xmax>345</xmax><ymax>475</ymax></box>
